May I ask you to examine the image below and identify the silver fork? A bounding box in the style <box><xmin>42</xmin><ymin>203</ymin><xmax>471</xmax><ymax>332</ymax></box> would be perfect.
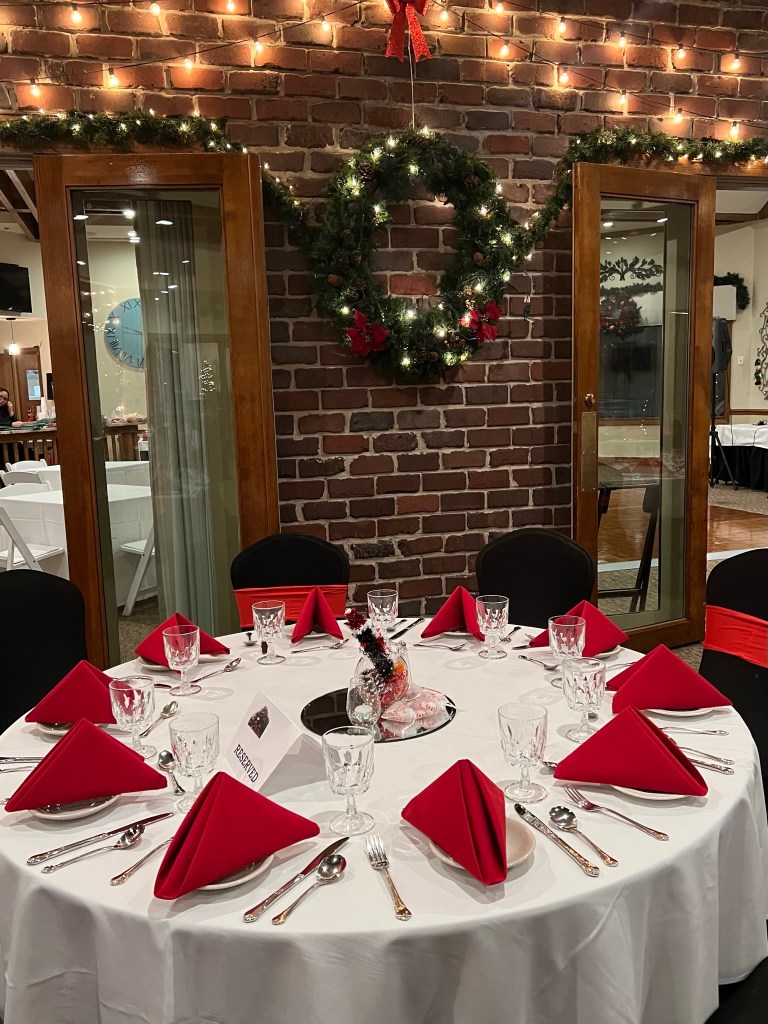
<box><xmin>675</xmin><ymin>746</ymin><xmax>734</xmax><ymax>766</ymax></box>
<box><xmin>518</xmin><ymin>653</ymin><xmax>558</xmax><ymax>670</ymax></box>
<box><xmin>563</xmin><ymin>786</ymin><xmax>669</xmax><ymax>841</ymax></box>
<box><xmin>414</xmin><ymin>642</ymin><xmax>467</xmax><ymax>652</ymax></box>
<box><xmin>289</xmin><ymin>639</ymin><xmax>349</xmax><ymax>654</ymax></box>
<box><xmin>365</xmin><ymin>835</ymin><xmax>412</xmax><ymax>921</ymax></box>
<box><xmin>501</xmin><ymin>627</ymin><xmax>522</xmax><ymax>644</ymax></box>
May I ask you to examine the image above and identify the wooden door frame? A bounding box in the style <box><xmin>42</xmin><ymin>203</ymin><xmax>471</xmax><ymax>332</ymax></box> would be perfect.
<box><xmin>573</xmin><ymin>163</ymin><xmax>716</xmax><ymax>650</ymax></box>
<box><xmin>34</xmin><ymin>153</ymin><xmax>279</xmax><ymax>666</ymax></box>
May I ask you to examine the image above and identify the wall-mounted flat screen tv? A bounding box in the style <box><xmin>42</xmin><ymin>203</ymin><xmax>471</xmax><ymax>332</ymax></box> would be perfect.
<box><xmin>0</xmin><ymin>263</ymin><xmax>32</xmax><ymax>314</ymax></box>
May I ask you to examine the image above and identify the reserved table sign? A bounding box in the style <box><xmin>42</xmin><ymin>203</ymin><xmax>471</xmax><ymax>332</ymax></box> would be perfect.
<box><xmin>223</xmin><ymin>690</ymin><xmax>304</xmax><ymax>791</ymax></box>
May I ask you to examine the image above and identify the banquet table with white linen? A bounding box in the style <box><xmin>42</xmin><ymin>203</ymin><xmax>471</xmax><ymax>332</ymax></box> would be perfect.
<box><xmin>714</xmin><ymin>424</ymin><xmax>768</xmax><ymax>490</ymax></box>
<box><xmin>36</xmin><ymin>461</ymin><xmax>151</xmax><ymax>489</ymax></box>
<box><xmin>0</xmin><ymin>483</ymin><xmax>154</xmax><ymax>606</ymax></box>
<box><xmin>0</xmin><ymin>626</ymin><xmax>766</xmax><ymax>1024</ymax></box>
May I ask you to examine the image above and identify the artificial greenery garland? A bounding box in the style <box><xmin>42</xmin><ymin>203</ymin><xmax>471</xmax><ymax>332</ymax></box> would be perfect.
<box><xmin>3</xmin><ymin>112</ymin><xmax>768</xmax><ymax>379</ymax></box>
<box><xmin>714</xmin><ymin>273</ymin><xmax>750</xmax><ymax>312</ymax></box>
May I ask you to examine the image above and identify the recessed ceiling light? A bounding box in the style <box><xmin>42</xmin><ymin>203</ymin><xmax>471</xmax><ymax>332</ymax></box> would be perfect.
<box><xmin>76</xmin><ymin>259</ymin><xmax>86</xmax><ymax>266</ymax></box>
<box><xmin>123</xmin><ymin>209</ymin><xmax>135</xmax><ymax>219</ymax></box>
<box><xmin>602</xmin><ymin>220</ymin><xmax>614</xmax><ymax>227</ymax></box>
<box><xmin>657</xmin><ymin>216</ymin><xmax>668</xmax><ymax>224</ymax></box>
<box><xmin>155</xmin><ymin>219</ymin><xmax>173</xmax><ymax>226</ymax></box>
<box><xmin>73</xmin><ymin>214</ymin><xmax>88</xmax><ymax>221</ymax></box>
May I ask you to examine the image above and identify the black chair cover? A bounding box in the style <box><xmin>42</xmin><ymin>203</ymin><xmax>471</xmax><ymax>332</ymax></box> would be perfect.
<box><xmin>699</xmin><ymin>549</ymin><xmax>768</xmax><ymax>791</ymax></box>
<box><xmin>0</xmin><ymin>571</ymin><xmax>87</xmax><ymax>734</ymax></box>
<box><xmin>230</xmin><ymin>533</ymin><xmax>350</xmax><ymax>590</ymax></box>
<box><xmin>475</xmin><ymin>528</ymin><xmax>596</xmax><ymax>628</ymax></box>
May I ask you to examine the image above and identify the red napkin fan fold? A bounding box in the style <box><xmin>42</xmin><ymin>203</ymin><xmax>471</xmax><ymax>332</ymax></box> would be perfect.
<box><xmin>609</xmin><ymin>644</ymin><xmax>732</xmax><ymax>711</ymax></box>
<box><xmin>25</xmin><ymin>660</ymin><xmax>116</xmax><ymax>725</ymax></box>
<box><xmin>402</xmin><ymin>759</ymin><xmax>507</xmax><ymax>884</ymax></box>
<box><xmin>554</xmin><ymin>707</ymin><xmax>708</xmax><ymax>796</ymax></box>
<box><xmin>154</xmin><ymin>771</ymin><xmax>320</xmax><ymax>899</ymax></box>
<box><xmin>421</xmin><ymin>587</ymin><xmax>484</xmax><ymax>641</ymax></box>
<box><xmin>4</xmin><ymin>718</ymin><xmax>166</xmax><ymax>812</ymax></box>
<box><xmin>135</xmin><ymin>612</ymin><xmax>229</xmax><ymax>667</ymax></box>
<box><xmin>529</xmin><ymin>600</ymin><xmax>628</xmax><ymax>657</ymax></box>
<box><xmin>291</xmin><ymin>587</ymin><xmax>344</xmax><ymax>643</ymax></box>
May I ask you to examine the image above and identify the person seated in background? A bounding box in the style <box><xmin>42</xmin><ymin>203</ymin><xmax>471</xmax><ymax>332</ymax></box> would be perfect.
<box><xmin>0</xmin><ymin>389</ymin><xmax>22</xmax><ymax>427</ymax></box>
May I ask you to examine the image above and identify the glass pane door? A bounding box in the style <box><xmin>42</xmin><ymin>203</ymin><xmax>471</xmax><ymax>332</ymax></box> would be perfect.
<box><xmin>70</xmin><ymin>187</ymin><xmax>240</xmax><ymax>660</ymax></box>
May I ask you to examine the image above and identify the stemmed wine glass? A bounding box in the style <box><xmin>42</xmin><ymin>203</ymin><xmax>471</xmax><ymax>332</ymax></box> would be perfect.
<box><xmin>169</xmin><ymin>712</ymin><xmax>220</xmax><ymax>813</ymax></box>
<box><xmin>252</xmin><ymin>600</ymin><xmax>286</xmax><ymax>665</ymax></box>
<box><xmin>322</xmin><ymin>726</ymin><xmax>375</xmax><ymax>835</ymax></box>
<box><xmin>346</xmin><ymin>673</ymin><xmax>382</xmax><ymax>734</ymax></box>
<box><xmin>498</xmin><ymin>702</ymin><xmax>548</xmax><ymax>803</ymax></box>
<box><xmin>548</xmin><ymin>614</ymin><xmax>586</xmax><ymax>685</ymax></box>
<box><xmin>163</xmin><ymin>625</ymin><xmax>201</xmax><ymax>697</ymax></box>
<box><xmin>562</xmin><ymin>658</ymin><xmax>606</xmax><ymax>743</ymax></box>
<box><xmin>367</xmin><ymin>589</ymin><xmax>398</xmax><ymax>633</ymax></box>
<box><xmin>476</xmin><ymin>595</ymin><xmax>509</xmax><ymax>660</ymax></box>
<box><xmin>109</xmin><ymin>677</ymin><xmax>156</xmax><ymax>760</ymax></box>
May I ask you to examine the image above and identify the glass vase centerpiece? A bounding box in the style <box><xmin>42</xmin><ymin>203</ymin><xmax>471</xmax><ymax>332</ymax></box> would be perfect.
<box><xmin>345</xmin><ymin>609</ymin><xmax>411</xmax><ymax>724</ymax></box>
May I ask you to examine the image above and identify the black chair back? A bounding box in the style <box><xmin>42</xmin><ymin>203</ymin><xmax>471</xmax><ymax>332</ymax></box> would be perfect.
<box><xmin>699</xmin><ymin>550</ymin><xmax>768</xmax><ymax>788</ymax></box>
<box><xmin>475</xmin><ymin>528</ymin><xmax>596</xmax><ymax>628</ymax></box>
<box><xmin>230</xmin><ymin>532</ymin><xmax>350</xmax><ymax>589</ymax></box>
<box><xmin>0</xmin><ymin>571</ymin><xmax>87</xmax><ymax>734</ymax></box>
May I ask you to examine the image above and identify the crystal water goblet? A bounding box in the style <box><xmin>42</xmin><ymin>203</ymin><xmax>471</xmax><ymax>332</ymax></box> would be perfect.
<box><xmin>476</xmin><ymin>595</ymin><xmax>509</xmax><ymax>660</ymax></box>
<box><xmin>252</xmin><ymin>600</ymin><xmax>286</xmax><ymax>665</ymax></box>
<box><xmin>562</xmin><ymin>658</ymin><xmax>606</xmax><ymax>743</ymax></box>
<box><xmin>169</xmin><ymin>712</ymin><xmax>220</xmax><ymax>813</ymax></box>
<box><xmin>322</xmin><ymin>726</ymin><xmax>375</xmax><ymax>836</ymax></box>
<box><xmin>498</xmin><ymin>702</ymin><xmax>548</xmax><ymax>803</ymax></box>
<box><xmin>367</xmin><ymin>589</ymin><xmax>398</xmax><ymax>633</ymax></box>
<box><xmin>162</xmin><ymin>625</ymin><xmax>201</xmax><ymax>697</ymax></box>
<box><xmin>109</xmin><ymin>676</ymin><xmax>156</xmax><ymax>760</ymax></box>
<box><xmin>548</xmin><ymin>614</ymin><xmax>586</xmax><ymax>683</ymax></box>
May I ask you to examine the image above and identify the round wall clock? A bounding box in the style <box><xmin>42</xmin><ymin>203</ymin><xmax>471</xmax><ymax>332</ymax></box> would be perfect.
<box><xmin>104</xmin><ymin>297</ymin><xmax>145</xmax><ymax>370</ymax></box>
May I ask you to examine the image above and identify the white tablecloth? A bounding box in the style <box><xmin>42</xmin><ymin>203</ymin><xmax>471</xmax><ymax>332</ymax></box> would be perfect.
<box><xmin>0</xmin><ymin>628</ymin><xmax>766</xmax><ymax>1024</ymax></box>
<box><xmin>36</xmin><ymin>461</ymin><xmax>151</xmax><ymax>489</ymax></box>
<box><xmin>716</xmin><ymin>424</ymin><xmax>768</xmax><ymax>450</ymax></box>
<box><xmin>0</xmin><ymin>484</ymin><xmax>154</xmax><ymax>606</ymax></box>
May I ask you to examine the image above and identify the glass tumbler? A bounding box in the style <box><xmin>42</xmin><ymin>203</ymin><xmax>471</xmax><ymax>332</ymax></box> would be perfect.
<box><xmin>322</xmin><ymin>726</ymin><xmax>375</xmax><ymax>836</ymax></box>
<box><xmin>169</xmin><ymin>711</ymin><xmax>220</xmax><ymax>813</ymax></box>
<box><xmin>498</xmin><ymin>701</ymin><xmax>548</xmax><ymax>803</ymax></box>
<box><xmin>476</xmin><ymin>595</ymin><xmax>509</xmax><ymax>660</ymax></box>
<box><xmin>562</xmin><ymin>658</ymin><xmax>606</xmax><ymax>743</ymax></box>
<box><xmin>163</xmin><ymin>625</ymin><xmax>201</xmax><ymax>697</ymax></box>
<box><xmin>548</xmin><ymin>614</ymin><xmax>586</xmax><ymax>685</ymax></box>
<box><xmin>109</xmin><ymin>676</ymin><xmax>156</xmax><ymax>760</ymax></box>
<box><xmin>252</xmin><ymin>600</ymin><xmax>286</xmax><ymax>665</ymax></box>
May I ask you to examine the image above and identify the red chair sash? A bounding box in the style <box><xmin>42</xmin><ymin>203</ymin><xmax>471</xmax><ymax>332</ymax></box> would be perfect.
<box><xmin>233</xmin><ymin>585</ymin><xmax>348</xmax><ymax>628</ymax></box>
<box><xmin>703</xmin><ymin>605</ymin><xmax>768</xmax><ymax>669</ymax></box>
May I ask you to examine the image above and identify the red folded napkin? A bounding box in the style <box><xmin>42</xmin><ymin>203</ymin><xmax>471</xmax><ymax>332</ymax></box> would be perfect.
<box><xmin>402</xmin><ymin>759</ymin><xmax>507</xmax><ymax>884</ymax></box>
<box><xmin>135</xmin><ymin>612</ymin><xmax>229</xmax><ymax>667</ymax></box>
<box><xmin>554</xmin><ymin>707</ymin><xmax>707</xmax><ymax>796</ymax></box>
<box><xmin>25</xmin><ymin>660</ymin><xmax>116</xmax><ymax>725</ymax></box>
<box><xmin>4</xmin><ymin>718</ymin><xmax>166</xmax><ymax>812</ymax></box>
<box><xmin>529</xmin><ymin>600</ymin><xmax>628</xmax><ymax>657</ymax></box>
<box><xmin>421</xmin><ymin>587</ymin><xmax>484</xmax><ymax>641</ymax></box>
<box><xmin>610</xmin><ymin>644</ymin><xmax>732</xmax><ymax>711</ymax></box>
<box><xmin>154</xmin><ymin>771</ymin><xmax>320</xmax><ymax>899</ymax></box>
<box><xmin>290</xmin><ymin>587</ymin><xmax>344</xmax><ymax>644</ymax></box>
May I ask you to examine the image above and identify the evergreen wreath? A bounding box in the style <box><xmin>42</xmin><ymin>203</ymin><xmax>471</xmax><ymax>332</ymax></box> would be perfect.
<box><xmin>599</xmin><ymin>289</ymin><xmax>644</xmax><ymax>339</ymax></box>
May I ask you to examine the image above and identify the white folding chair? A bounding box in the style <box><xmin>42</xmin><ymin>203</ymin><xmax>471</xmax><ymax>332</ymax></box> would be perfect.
<box><xmin>0</xmin><ymin>470</ymin><xmax>45</xmax><ymax>486</ymax></box>
<box><xmin>0</xmin><ymin>506</ymin><xmax>64</xmax><ymax>571</ymax></box>
<box><xmin>121</xmin><ymin>523</ymin><xmax>155</xmax><ymax>616</ymax></box>
<box><xmin>0</xmin><ymin>480</ymin><xmax>50</xmax><ymax>495</ymax></box>
<box><xmin>8</xmin><ymin>459</ymin><xmax>47</xmax><ymax>472</ymax></box>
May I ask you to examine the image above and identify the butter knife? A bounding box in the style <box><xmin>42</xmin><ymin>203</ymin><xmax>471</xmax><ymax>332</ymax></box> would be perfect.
<box><xmin>243</xmin><ymin>837</ymin><xmax>348</xmax><ymax>923</ymax></box>
<box><xmin>390</xmin><ymin>618</ymin><xmax>425</xmax><ymax>641</ymax></box>
<box><xmin>514</xmin><ymin>804</ymin><xmax>600</xmax><ymax>877</ymax></box>
<box><xmin>26</xmin><ymin>811</ymin><xmax>175</xmax><ymax>865</ymax></box>
<box><xmin>110</xmin><ymin>838</ymin><xmax>173</xmax><ymax>885</ymax></box>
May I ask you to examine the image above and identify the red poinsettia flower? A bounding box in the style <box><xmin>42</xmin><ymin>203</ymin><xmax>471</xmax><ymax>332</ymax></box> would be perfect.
<box><xmin>345</xmin><ymin>310</ymin><xmax>390</xmax><ymax>357</ymax></box>
<box><xmin>468</xmin><ymin>300</ymin><xmax>502</xmax><ymax>343</ymax></box>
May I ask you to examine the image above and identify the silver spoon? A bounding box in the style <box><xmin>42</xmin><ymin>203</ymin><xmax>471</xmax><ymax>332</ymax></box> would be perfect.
<box><xmin>191</xmin><ymin>657</ymin><xmax>242</xmax><ymax>682</ymax></box>
<box><xmin>549</xmin><ymin>806</ymin><xmax>619</xmax><ymax>867</ymax></box>
<box><xmin>111</xmin><ymin>837</ymin><xmax>173</xmax><ymax>885</ymax></box>
<box><xmin>518</xmin><ymin>653</ymin><xmax>559</xmax><ymax>670</ymax></box>
<box><xmin>42</xmin><ymin>825</ymin><xmax>144</xmax><ymax>873</ymax></box>
<box><xmin>271</xmin><ymin>854</ymin><xmax>346</xmax><ymax>925</ymax></box>
<box><xmin>140</xmin><ymin>700</ymin><xmax>179</xmax><ymax>738</ymax></box>
<box><xmin>157</xmin><ymin>750</ymin><xmax>186</xmax><ymax>795</ymax></box>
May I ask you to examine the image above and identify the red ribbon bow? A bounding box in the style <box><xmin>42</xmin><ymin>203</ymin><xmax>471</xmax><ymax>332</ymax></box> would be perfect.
<box><xmin>385</xmin><ymin>0</ymin><xmax>432</xmax><ymax>62</ymax></box>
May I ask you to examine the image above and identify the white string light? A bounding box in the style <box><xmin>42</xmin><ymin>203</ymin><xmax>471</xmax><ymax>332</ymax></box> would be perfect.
<box><xmin>70</xmin><ymin>4</ymin><xmax>82</xmax><ymax>24</ymax></box>
<box><xmin>557</xmin><ymin>16</ymin><xmax>566</xmax><ymax>35</ymax></box>
<box><xmin>557</xmin><ymin>65</ymin><xmax>569</xmax><ymax>85</ymax></box>
<box><xmin>730</xmin><ymin>121</ymin><xmax>739</xmax><ymax>138</ymax></box>
<box><xmin>107</xmin><ymin>67</ymin><xmax>119</xmax><ymax>88</ymax></box>
<box><xmin>150</xmin><ymin>2</ymin><xmax>160</xmax><ymax>14</ymax></box>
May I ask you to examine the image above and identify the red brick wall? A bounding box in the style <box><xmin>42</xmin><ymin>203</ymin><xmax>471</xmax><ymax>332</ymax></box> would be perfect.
<box><xmin>2</xmin><ymin>0</ymin><xmax>766</xmax><ymax>612</ymax></box>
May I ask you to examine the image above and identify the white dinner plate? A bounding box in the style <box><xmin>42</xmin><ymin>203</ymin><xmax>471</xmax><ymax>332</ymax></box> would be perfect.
<box><xmin>595</xmin><ymin>647</ymin><xmax>621</xmax><ymax>661</ymax></box>
<box><xmin>36</xmin><ymin>721</ymin><xmax>75</xmax><ymax>736</ymax></box>
<box><xmin>646</xmin><ymin>707</ymin><xmax>726</xmax><ymax>719</ymax></box>
<box><xmin>200</xmin><ymin>855</ymin><xmax>273</xmax><ymax>891</ymax></box>
<box><xmin>610</xmin><ymin>785</ymin><xmax>689</xmax><ymax>802</ymax></box>
<box><xmin>136</xmin><ymin>654</ymin><xmax>230</xmax><ymax>674</ymax></box>
<box><xmin>29</xmin><ymin>794</ymin><xmax>120</xmax><ymax>820</ymax></box>
<box><xmin>429</xmin><ymin>818</ymin><xmax>535</xmax><ymax>873</ymax></box>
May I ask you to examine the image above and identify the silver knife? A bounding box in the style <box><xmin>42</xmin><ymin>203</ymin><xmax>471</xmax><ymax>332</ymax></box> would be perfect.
<box><xmin>0</xmin><ymin>756</ymin><xmax>43</xmax><ymax>763</ymax></box>
<box><xmin>514</xmin><ymin>804</ymin><xmax>600</xmax><ymax>877</ymax></box>
<box><xmin>242</xmin><ymin>837</ymin><xmax>348</xmax><ymax>923</ymax></box>
<box><xmin>390</xmin><ymin>617</ymin><xmax>425</xmax><ymax>641</ymax></box>
<box><xmin>26</xmin><ymin>811</ymin><xmax>175</xmax><ymax>865</ymax></box>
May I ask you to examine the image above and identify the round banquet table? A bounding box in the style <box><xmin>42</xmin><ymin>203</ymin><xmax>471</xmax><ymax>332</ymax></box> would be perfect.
<box><xmin>1</xmin><ymin>626</ymin><xmax>767</xmax><ymax>1024</ymax></box>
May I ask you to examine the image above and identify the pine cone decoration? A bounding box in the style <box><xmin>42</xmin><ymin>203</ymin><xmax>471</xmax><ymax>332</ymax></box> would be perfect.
<box><xmin>341</xmin><ymin>229</ymin><xmax>352</xmax><ymax>239</ymax></box>
<box><xmin>473</xmin><ymin>252</ymin><xmax>486</xmax><ymax>266</ymax></box>
<box><xmin>428</xmin><ymin>350</ymin><xmax>439</xmax><ymax>362</ymax></box>
<box><xmin>327</xmin><ymin>273</ymin><xmax>345</xmax><ymax>288</ymax></box>
<box><xmin>464</xmin><ymin>174</ymin><xmax>481</xmax><ymax>190</ymax></box>
<box><xmin>357</xmin><ymin>163</ymin><xmax>376</xmax><ymax>184</ymax></box>
<box><xmin>351</xmin><ymin>251</ymin><xmax>362</xmax><ymax>266</ymax></box>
